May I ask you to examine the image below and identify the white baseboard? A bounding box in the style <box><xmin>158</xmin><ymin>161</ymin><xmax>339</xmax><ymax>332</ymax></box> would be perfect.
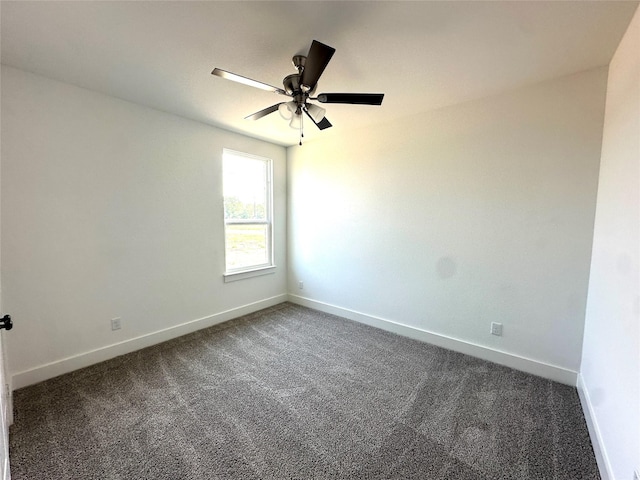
<box><xmin>11</xmin><ymin>294</ymin><xmax>288</xmax><ymax>390</ymax></box>
<box><xmin>288</xmin><ymin>294</ymin><xmax>578</xmax><ymax>386</ymax></box>
<box><xmin>577</xmin><ymin>373</ymin><xmax>613</xmax><ymax>480</ymax></box>
<box><xmin>13</xmin><ymin>293</ymin><xmax>578</xmax><ymax>390</ymax></box>
<box><xmin>5</xmin><ymin>389</ymin><xmax>12</xmax><ymax>428</ymax></box>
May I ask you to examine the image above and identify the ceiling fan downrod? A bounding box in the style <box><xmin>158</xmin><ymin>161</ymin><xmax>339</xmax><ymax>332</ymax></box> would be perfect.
<box><xmin>292</xmin><ymin>55</ymin><xmax>306</xmax><ymax>75</ymax></box>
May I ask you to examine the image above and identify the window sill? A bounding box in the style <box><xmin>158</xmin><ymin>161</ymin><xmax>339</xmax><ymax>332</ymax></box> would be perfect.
<box><xmin>223</xmin><ymin>266</ymin><xmax>276</xmax><ymax>283</ymax></box>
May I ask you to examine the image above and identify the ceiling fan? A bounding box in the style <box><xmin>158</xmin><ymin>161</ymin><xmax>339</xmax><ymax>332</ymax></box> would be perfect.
<box><xmin>211</xmin><ymin>40</ymin><xmax>384</xmax><ymax>144</ymax></box>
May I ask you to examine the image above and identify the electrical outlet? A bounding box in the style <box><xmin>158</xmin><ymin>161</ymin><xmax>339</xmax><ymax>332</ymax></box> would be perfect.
<box><xmin>111</xmin><ymin>317</ymin><xmax>122</xmax><ymax>331</ymax></box>
<box><xmin>298</xmin><ymin>281</ymin><xmax>304</xmax><ymax>290</ymax></box>
<box><xmin>490</xmin><ymin>322</ymin><xmax>503</xmax><ymax>336</ymax></box>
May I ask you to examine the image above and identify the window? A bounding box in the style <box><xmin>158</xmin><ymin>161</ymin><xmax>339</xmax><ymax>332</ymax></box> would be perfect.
<box><xmin>222</xmin><ymin>149</ymin><xmax>274</xmax><ymax>280</ymax></box>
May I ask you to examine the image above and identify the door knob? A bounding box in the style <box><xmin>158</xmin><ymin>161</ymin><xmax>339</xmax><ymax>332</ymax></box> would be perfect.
<box><xmin>0</xmin><ymin>315</ymin><xmax>12</xmax><ymax>331</ymax></box>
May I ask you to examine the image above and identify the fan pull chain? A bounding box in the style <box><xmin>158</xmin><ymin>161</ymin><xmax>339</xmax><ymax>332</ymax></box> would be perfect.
<box><xmin>299</xmin><ymin>112</ymin><xmax>304</xmax><ymax>146</ymax></box>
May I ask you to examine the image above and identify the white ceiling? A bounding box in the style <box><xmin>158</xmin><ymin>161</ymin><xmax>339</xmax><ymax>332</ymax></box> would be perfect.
<box><xmin>1</xmin><ymin>1</ymin><xmax>637</xmax><ymax>147</ymax></box>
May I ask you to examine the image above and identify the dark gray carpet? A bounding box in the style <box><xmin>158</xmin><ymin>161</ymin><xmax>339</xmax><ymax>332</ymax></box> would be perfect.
<box><xmin>10</xmin><ymin>303</ymin><xmax>599</xmax><ymax>479</ymax></box>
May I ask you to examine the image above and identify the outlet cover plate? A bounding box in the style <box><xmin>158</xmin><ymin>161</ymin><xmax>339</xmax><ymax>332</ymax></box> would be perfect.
<box><xmin>490</xmin><ymin>322</ymin><xmax>503</xmax><ymax>336</ymax></box>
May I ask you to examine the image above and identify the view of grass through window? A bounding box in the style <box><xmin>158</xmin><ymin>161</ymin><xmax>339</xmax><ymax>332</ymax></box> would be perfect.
<box><xmin>223</xmin><ymin>150</ymin><xmax>272</xmax><ymax>273</ymax></box>
<box><xmin>224</xmin><ymin>224</ymin><xmax>269</xmax><ymax>269</ymax></box>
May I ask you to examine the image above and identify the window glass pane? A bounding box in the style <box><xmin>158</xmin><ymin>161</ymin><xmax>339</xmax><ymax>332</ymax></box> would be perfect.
<box><xmin>222</xmin><ymin>150</ymin><xmax>273</xmax><ymax>274</ymax></box>
<box><xmin>224</xmin><ymin>224</ymin><xmax>269</xmax><ymax>271</ymax></box>
<box><xmin>223</xmin><ymin>155</ymin><xmax>267</xmax><ymax>221</ymax></box>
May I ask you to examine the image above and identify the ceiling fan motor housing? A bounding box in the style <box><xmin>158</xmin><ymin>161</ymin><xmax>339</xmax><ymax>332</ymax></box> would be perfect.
<box><xmin>283</xmin><ymin>73</ymin><xmax>301</xmax><ymax>95</ymax></box>
<box><xmin>283</xmin><ymin>74</ymin><xmax>310</xmax><ymax>112</ymax></box>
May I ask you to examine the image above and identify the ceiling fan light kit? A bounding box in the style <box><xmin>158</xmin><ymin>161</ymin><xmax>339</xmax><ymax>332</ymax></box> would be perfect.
<box><xmin>289</xmin><ymin>112</ymin><xmax>303</xmax><ymax>130</ymax></box>
<box><xmin>305</xmin><ymin>104</ymin><xmax>327</xmax><ymax>123</ymax></box>
<box><xmin>278</xmin><ymin>101</ymin><xmax>296</xmax><ymax>120</ymax></box>
<box><xmin>211</xmin><ymin>40</ymin><xmax>384</xmax><ymax>144</ymax></box>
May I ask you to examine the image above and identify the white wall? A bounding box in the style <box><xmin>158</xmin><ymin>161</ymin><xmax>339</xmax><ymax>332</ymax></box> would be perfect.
<box><xmin>288</xmin><ymin>68</ymin><xmax>608</xmax><ymax>384</ymax></box>
<box><xmin>1</xmin><ymin>66</ymin><xmax>287</xmax><ymax>389</ymax></box>
<box><xmin>580</xmin><ymin>5</ymin><xmax>640</xmax><ymax>480</ymax></box>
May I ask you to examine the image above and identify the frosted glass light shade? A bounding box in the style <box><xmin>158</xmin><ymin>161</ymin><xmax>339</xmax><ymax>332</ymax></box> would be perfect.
<box><xmin>278</xmin><ymin>101</ymin><xmax>296</xmax><ymax>120</ymax></box>
<box><xmin>306</xmin><ymin>104</ymin><xmax>326</xmax><ymax>123</ymax></box>
<box><xmin>289</xmin><ymin>113</ymin><xmax>303</xmax><ymax>129</ymax></box>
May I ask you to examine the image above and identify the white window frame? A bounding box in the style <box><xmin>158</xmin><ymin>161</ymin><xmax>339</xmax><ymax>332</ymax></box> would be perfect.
<box><xmin>222</xmin><ymin>149</ymin><xmax>275</xmax><ymax>282</ymax></box>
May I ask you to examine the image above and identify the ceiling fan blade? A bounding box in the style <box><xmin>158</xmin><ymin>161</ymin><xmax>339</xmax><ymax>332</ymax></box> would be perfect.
<box><xmin>315</xmin><ymin>116</ymin><xmax>332</xmax><ymax>130</ymax></box>
<box><xmin>245</xmin><ymin>103</ymin><xmax>284</xmax><ymax>121</ymax></box>
<box><xmin>212</xmin><ymin>68</ymin><xmax>287</xmax><ymax>95</ymax></box>
<box><xmin>300</xmin><ymin>40</ymin><xmax>335</xmax><ymax>91</ymax></box>
<box><xmin>303</xmin><ymin>107</ymin><xmax>332</xmax><ymax>130</ymax></box>
<box><xmin>316</xmin><ymin>93</ymin><xmax>384</xmax><ymax>105</ymax></box>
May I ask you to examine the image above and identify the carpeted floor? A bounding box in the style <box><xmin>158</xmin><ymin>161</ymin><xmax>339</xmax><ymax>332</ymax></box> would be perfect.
<box><xmin>10</xmin><ymin>303</ymin><xmax>599</xmax><ymax>479</ymax></box>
